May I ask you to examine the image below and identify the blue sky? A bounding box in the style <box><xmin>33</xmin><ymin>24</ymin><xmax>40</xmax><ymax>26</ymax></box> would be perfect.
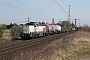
<box><xmin>0</xmin><ymin>0</ymin><xmax>90</xmax><ymax>26</ymax></box>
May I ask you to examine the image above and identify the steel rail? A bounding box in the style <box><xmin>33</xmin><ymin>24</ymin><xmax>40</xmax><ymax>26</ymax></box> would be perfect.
<box><xmin>0</xmin><ymin>31</ymin><xmax>75</xmax><ymax>57</ymax></box>
<box><xmin>0</xmin><ymin>34</ymin><xmax>58</xmax><ymax>57</ymax></box>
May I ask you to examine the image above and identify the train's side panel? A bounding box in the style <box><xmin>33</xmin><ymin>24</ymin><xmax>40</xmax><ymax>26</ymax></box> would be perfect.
<box><xmin>56</xmin><ymin>25</ymin><xmax>61</xmax><ymax>33</ymax></box>
<box><xmin>20</xmin><ymin>24</ymin><xmax>47</xmax><ymax>39</ymax></box>
<box><xmin>38</xmin><ymin>26</ymin><xmax>46</xmax><ymax>32</ymax></box>
<box><xmin>29</xmin><ymin>26</ymin><xmax>34</xmax><ymax>33</ymax></box>
<box><xmin>22</xmin><ymin>25</ymin><xmax>34</xmax><ymax>34</ymax></box>
<box><xmin>42</xmin><ymin>24</ymin><xmax>61</xmax><ymax>34</ymax></box>
<box><xmin>56</xmin><ymin>25</ymin><xmax>61</xmax><ymax>31</ymax></box>
<box><xmin>51</xmin><ymin>24</ymin><xmax>56</xmax><ymax>33</ymax></box>
<box><xmin>61</xmin><ymin>27</ymin><xmax>72</xmax><ymax>32</ymax></box>
<box><xmin>22</xmin><ymin>25</ymin><xmax>29</xmax><ymax>34</ymax></box>
<box><xmin>42</xmin><ymin>24</ymin><xmax>52</xmax><ymax>32</ymax></box>
<box><xmin>39</xmin><ymin>26</ymin><xmax>46</xmax><ymax>32</ymax></box>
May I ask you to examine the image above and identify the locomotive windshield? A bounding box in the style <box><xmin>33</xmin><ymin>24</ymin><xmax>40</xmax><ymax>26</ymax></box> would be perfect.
<box><xmin>25</xmin><ymin>23</ymin><xmax>34</xmax><ymax>25</ymax></box>
<box><xmin>25</xmin><ymin>22</ymin><xmax>37</xmax><ymax>25</ymax></box>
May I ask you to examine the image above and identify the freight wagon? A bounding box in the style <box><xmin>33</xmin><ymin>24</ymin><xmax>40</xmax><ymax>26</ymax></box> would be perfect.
<box><xmin>42</xmin><ymin>24</ymin><xmax>61</xmax><ymax>34</ymax></box>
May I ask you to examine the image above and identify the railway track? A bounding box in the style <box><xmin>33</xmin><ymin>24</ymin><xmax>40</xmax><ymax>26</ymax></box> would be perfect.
<box><xmin>0</xmin><ymin>31</ymin><xmax>75</xmax><ymax>57</ymax></box>
<box><xmin>0</xmin><ymin>40</ymin><xmax>25</xmax><ymax>49</ymax></box>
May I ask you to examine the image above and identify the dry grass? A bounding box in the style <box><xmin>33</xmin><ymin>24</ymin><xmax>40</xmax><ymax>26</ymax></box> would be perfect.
<box><xmin>2</xmin><ymin>33</ymin><xmax>10</xmax><ymax>36</ymax></box>
<box><xmin>1</xmin><ymin>30</ymin><xmax>90</xmax><ymax>60</ymax></box>
<box><xmin>12</xmin><ymin>31</ymin><xmax>90</xmax><ymax>60</ymax></box>
<box><xmin>62</xmin><ymin>31</ymin><xmax>90</xmax><ymax>60</ymax></box>
<box><xmin>0</xmin><ymin>39</ymin><xmax>11</xmax><ymax>43</ymax></box>
<box><xmin>33</xmin><ymin>31</ymin><xmax>90</xmax><ymax>60</ymax></box>
<box><xmin>81</xmin><ymin>27</ymin><xmax>90</xmax><ymax>32</ymax></box>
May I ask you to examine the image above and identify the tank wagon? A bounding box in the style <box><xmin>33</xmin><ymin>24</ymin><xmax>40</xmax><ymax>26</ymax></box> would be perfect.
<box><xmin>56</xmin><ymin>25</ymin><xmax>61</xmax><ymax>33</ymax></box>
<box><xmin>42</xmin><ymin>24</ymin><xmax>61</xmax><ymax>34</ymax></box>
<box><xmin>42</xmin><ymin>24</ymin><xmax>52</xmax><ymax>34</ymax></box>
<box><xmin>51</xmin><ymin>24</ymin><xmax>56</xmax><ymax>33</ymax></box>
<box><xmin>20</xmin><ymin>22</ymin><xmax>47</xmax><ymax>39</ymax></box>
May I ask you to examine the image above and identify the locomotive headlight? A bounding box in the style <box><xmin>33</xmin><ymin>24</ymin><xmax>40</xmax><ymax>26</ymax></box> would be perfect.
<box><xmin>22</xmin><ymin>35</ymin><xmax>24</xmax><ymax>36</ymax></box>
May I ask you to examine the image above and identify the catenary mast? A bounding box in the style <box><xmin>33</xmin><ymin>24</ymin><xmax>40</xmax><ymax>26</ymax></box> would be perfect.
<box><xmin>68</xmin><ymin>5</ymin><xmax>71</xmax><ymax>22</ymax></box>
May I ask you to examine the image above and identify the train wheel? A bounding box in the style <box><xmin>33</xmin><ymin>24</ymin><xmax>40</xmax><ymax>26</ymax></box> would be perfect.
<box><xmin>43</xmin><ymin>33</ymin><xmax>45</xmax><ymax>37</ymax></box>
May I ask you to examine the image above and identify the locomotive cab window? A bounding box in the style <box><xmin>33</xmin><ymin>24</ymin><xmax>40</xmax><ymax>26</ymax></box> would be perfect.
<box><xmin>34</xmin><ymin>23</ymin><xmax>39</xmax><ymax>27</ymax></box>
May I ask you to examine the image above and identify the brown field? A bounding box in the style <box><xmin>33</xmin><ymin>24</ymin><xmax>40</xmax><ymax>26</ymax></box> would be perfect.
<box><xmin>62</xmin><ymin>31</ymin><xmax>90</xmax><ymax>60</ymax></box>
<box><xmin>1</xmin><ymin>30</ymin><xmax>90</xmax><ymax>60</ymax></box>
<box><xmin>0</xmin><ymin>32</ymin><xmax>12</xmax><ymax>43</ymax></box>
<box><xmin>28</xmin><ymin>30</ymin><xmax>90</xmax><ymax>60</ymax></box>
<box><xmin>35</xmin><ymin>30</ymin><xmax>90</xmax><ymax>60</ymax></box>
<box><xmin>12</xmin><ymin>30</ymin><xmax>90</xmax><ymax>60</ymax></box>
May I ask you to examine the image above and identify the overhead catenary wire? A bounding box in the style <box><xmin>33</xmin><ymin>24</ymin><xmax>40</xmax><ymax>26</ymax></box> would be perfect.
<box><xmin>54</xmin><ymin>0</ymin><xmax>68</xmax><ymax>14</ymax></box>
<box><xmin>0</xmin><ymin>8</ymin><xmax>52</xmax><ymax>20</ymax></box>
<box><xmin>0</xmin><ymin>1</ymin><xmax>52</xmax><ymax>19</ymax></box>
<box><xmin>0</xmin><ymin>1</ymin><xmax>53</xmax><ymax>22</ymax></box>
<box><xmin>7</xmin><ymin>0</ymin><xmax>9</xmax><ymax>6</ymax></box>
<box><xmin>0</xmin><ymin>2</ymin><xmax>34</xmax><ymax>14</ymax></box>
<box><xmin>0</xmin><ymin>8</ymin><xmax>43</xmax><ymax>23</ymax></box>
<box><xmin>0</xmin><ymin>8</ymin><xmax>28</xmax><ymax>15</ymax></box>
<box><xmin>15</xmin><ymin>0</ymin><xmax>38</xmax><ymax>11</ymax></box>
<box><xmin>1</xmin><ymin>1</ymin><xmax>74</xmax><ymax>24</ymax></box>
<box><xmin>0</xmin><ymin>8</ymin><xmax>52</xmax><ymax>24</ymax></box>
<box><xmin>0</xmin><ymin>8</ymin><xmax>41</xmax><ymax>20</ymax></box>
<box><xmin>54</xmin><ymin>0</ymin><xmax>74</xmax><ymax>20</ymax></box>
<box><xmin>15</xmin><ymin>0</ymin><xmax>53</xmax><ymax>19</ymax></box>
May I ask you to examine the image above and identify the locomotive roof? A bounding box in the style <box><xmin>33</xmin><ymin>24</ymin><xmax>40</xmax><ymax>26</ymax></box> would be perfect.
<box><xmin>25</xmin><ymin>22</ymin><xmax>38</xmax><ymax>25</ymax></box>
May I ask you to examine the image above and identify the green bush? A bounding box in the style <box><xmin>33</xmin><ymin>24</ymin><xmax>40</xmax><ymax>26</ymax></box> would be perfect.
<box><xmin>10</xmin><ymin>26</ymin><xmax>20</xmax><ymax>39</ymax></box>
<box><xmin>0</xmin><ymin>27</ymin><xmax>4</xmax><ymax>38</ymax></box>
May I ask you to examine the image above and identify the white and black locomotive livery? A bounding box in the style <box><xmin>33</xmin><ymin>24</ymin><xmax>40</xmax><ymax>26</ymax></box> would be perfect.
<box><xmin>20</xmin><ymin>22</ymin><xmax>47</xmax><ymax>39</ymax></box>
